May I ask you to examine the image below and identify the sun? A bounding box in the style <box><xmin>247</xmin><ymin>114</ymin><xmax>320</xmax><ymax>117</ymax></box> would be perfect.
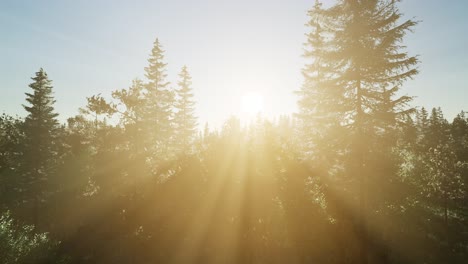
<box><xmin>240</xmin><ymin>92</ymin><xmax>264</xmax><ymax>118</ymax></box>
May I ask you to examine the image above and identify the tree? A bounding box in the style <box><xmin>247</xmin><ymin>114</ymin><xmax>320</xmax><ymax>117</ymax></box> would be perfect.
<box><xmin>420</xmin><ymin>143</ymin><xmax>465</xmax><ymax>248</ymax></box>
<box><xmin>451</xmin><ymin>111</ymin><xmax>468</xmax><ymax>162</ymax></box>
<box><xmin>299</xmin><ymin>1</ymin><xmax>419</xmax><ymax>262</ymax></box>
<box><xmin>0</xmin><ymin>114</ymin><xmax>24</xmax><ymax>209</ymax></box>
<box><xmin>425</xmin><ymin>107</ymin><xmax>450</xmax><ymax>149</ymax></box>
<box><xmin>415</xmin><ymin>107</ymin><xmax>430</xmax><ymax>149</ymax></box>
<box><xmin>337</xmin><ymin>0</ymin><xmax>418</xmax><ymax>261</ymax></box>
<box><xmin>22</xmin><ymin>68</ymin><xmax>60</xmax><ymax>228</ymax></box>
<box><xmin>111</xmin><ymin>78</ymin><xmax>153</xmax><ymax>194</ymax></box>
<box><xmin>173</xmin><ymin>66</ymin><xmax>198</xmax><ymax>153</ymax></box>
<box><xmin>0</xmin><ymin>211</ymin><xmax>69</xmax><ymax>264</ymax></box>
<box><xmin>144</xmin><ymin>38</ymin><xmax>174</xmax><ymax>155</ymax></box>
<box><xmin>297</xmin><ymin>0</ymin><xmax>346</xmax><ymax>164</ymax></box>
<box><xmin>81</xmin><ymin>94</ymin><xmax>114</xmax><ymax>131</ymax></box>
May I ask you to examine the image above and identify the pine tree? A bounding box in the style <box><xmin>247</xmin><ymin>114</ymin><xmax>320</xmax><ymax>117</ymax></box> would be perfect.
<box><xmin>416</xmin><ymin>107</ymin><xmax>429</xmax><ymax>133</ymax></box>
<box><xmin>426</xmin><ymin>107</ymin><xmax>450</xmax><ymax>148</ymax></box>
<box><xmin>144</xmin><ymin>38</ymin><xmax>174</xmax><ymax>154</ymax></box>
<box><xmin>451</xmin><ymin>111</ymin><xmax>468</xmax><ymax>162</ymax></box>
<box><xmin>22</xmin><ymin>68</ymin><xmax>60</xmax><ymax>228</ymax></box>
<box><xmin>297</xmin><ymin>0</ymin><xmax>346</xmax><ymax>165</ymax></box>
<box><xmin>0</xmin><ymin>114</ymin><xmax>24</xmax><ymax>208</ymax></box>
<box><xmin>422</xmin><ymin>142</ymin><xmax>465</xmax><ymax>247</ymax></box>
<box><xmin>299</xmin><ymin>1</ymin><xmax>419</xmax><ymax>262</ymax></box>
<box><xmin>401</xmin><ymin>115</ymin><xmax>417</xmax><ymax>147</ymax></box>
<box><xmin>173</xmin><ymin>66</ymin><xmax>198</xmax><ymax>153</ymax></box>
<box><xmin>337</xmin><ymin>1</ymin><xmax>418</xmax><ymax>261</ymax></box>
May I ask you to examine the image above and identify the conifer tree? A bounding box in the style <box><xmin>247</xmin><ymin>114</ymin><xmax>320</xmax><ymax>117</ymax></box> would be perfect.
<box><xmin>299</xmin><ymin>1</ymin><xmax>419</xmax><ymax>262</ymax></box>
<box><xmin>144</xmin><ymin>38</ymin><xmax>174</xmax><ymax>153</ymax></box>
<box><xmin>419</xmin><ymin>141</ymin><xmax>465</xmax><ymax>248</ymax></box>
<box><xmin>22</xmin><ymin>68</ymin><xmax>60</xmax><ymax>227</ymax></box>
<box><xmin>426</xmin><ymin>107</ymin><xmax>450</xmax><ymax>148</ymax></box>
<box><xmin>173</xmin><ymin>66</ymin><xmax>198</xmax><ymax>153</ymax></box>
<box><xmin>451</xmin><ymin>111</ymin><xmax>468</xmax><ymax>162</ymax></box>
<box><xmin>297</xmin><ymin>0</ymin><xmax>346</xmax><ymax>165</ymax></box>
<box><xmin>0</xmin><ymin>114</ymin><xmax>24</xmax><ymax>208</ymax></box>
<box><xmin>23</xmin><ymin>69</ymin><xmax>60</xmax><ymax>157</ymax></box>
<box><xmin>338</xmin><ymin>1</ymin><xmax>418</xmax><ymax>261</ymax></box>
<box><xmin>416</xmin><ymin>107</ymin><xmax>429</xmax><ymax>134</ymax></box>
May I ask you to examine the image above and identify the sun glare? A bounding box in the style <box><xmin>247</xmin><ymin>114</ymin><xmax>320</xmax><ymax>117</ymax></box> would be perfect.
<box><xmin>240</xmin><ymin>92</ymin><xmax>264</xmax><ymax>118</ymax></box>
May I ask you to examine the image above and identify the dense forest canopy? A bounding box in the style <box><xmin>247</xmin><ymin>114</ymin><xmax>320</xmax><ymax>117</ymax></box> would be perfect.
<box><xmin>1</xmin><ymin>0</ymin><xmax>468</xmax><ymax>263</ymax></box>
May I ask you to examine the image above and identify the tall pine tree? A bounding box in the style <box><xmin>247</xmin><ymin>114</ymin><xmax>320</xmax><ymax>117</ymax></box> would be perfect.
<box><xmin>297</xmin><ymin>0</ymin><xmax>347</xmax><ymax>166</ymax></box>
<box><xmin>299</xmin><ymin>1</ymin><xmax>419</xmax><ymax>262</ymax></box>
<box><xmin>173</xmin><ymin>66</ymin><xmax>198</xmax><ymax>153</ymax></box>
<box><xmin>144</xmin><ymin>38</ymin><xmax>174</xmax><ymax>155</ymax></box>
<box><xmin>22</xmin><ymin>68</ymin><xmax>60</xmax><ymax>228</ymax></box>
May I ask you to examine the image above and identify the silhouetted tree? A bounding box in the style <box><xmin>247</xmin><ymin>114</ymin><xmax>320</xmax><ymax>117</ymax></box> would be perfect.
<box><xmin>144</xmin><ymin>38</ymin><xmax>175</xmax><ymax>158</ymax></box>
<box><xmin>299</xmin><ymin>0</ymin><xmax>419</xmax><ymax>262</ymax></box>
<box><xmin>173</xmin><ymin>66</ymin><xmax>198</xmax><ymax>153</ymax></box>
<box><xmin>22</xmin><ymin>68</ymin><xmax>60</xmax><ymax>228</ymax></box>
<box><xmin>0</xmin><ymin>114</ymin><xmax>24</xmax><ymax>209</ymax></box>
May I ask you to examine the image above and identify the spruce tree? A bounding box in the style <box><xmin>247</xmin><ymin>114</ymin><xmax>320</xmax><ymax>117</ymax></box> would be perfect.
<box><xmin>340</xmin><ymin>1</ymin><xmax>418</xmax><ymax>261</ymax></box>
<box><xmin>299</xmin><ymin>1</ymin><xmax>419</xmax><ymax>262</ymax></box>
<box><xmin>297</xmin><ymin>0</ymin><xmax>347</xmax><ymax>166</ymax></box>
<box><xmin>144</xmin><ymin>38</ymin><xmax>174</xmax><ymax>154</ymax></box>
<box><xmin>23</xmin><ymin>68</ymin><xmax>60</xmax><ymax>172</ymax></box>
<box><xmin>451</xmin><ymin>111</ymin><xmax>468</xmax><ymax>162</ymax></box>
<box><xmin>173</xmin><ymin>66</ymin><xmax>198</xmax><ymax>153</ymax></box>
<box><xmin>22</xmin><ymin>68</ymin><xmax>60</xmax><ymax>228</ymax></box>
<box><xmin>426</xmin><ymin>107</ymin><xmax>450</xmax><ymax>148</ymax></box>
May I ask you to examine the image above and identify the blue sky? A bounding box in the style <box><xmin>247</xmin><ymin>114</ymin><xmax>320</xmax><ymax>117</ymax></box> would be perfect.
<box><xmin>1</xmin><ymin>0</ymin><xmax>467</xmax><ymax>128</ymax></box>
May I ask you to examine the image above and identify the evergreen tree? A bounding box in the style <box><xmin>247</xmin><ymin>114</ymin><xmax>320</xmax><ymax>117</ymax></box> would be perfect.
<box><xmin>297</xmin><ymin>0</ymin><xmax>346</xmax><ymax>164</ymax></box>
<box><xmin>451</xmin><ymin>111</ymin><xmax>468</xmax><ymax>163</ymax></box>
<box><xmin>144</xmin><ymin>38</ymin><xmax>174</xmax><ymax>154</ymax></box>
<box><xmin>299</xmin><ymin>1</ymin><xmax>419</xmax><ymax>262</ymax></box>
<box><xmin>22</xmin><ymin>68</ymin><xmax>60</xmax><ymax>227</ymax></box>
<box><xmin>0</xmin><ymin>114</ymin><xmax>24</xmax><ymax>208</ymax></box>
<box><xmin>416</xmin><ymin>107</ymin><xmax>429</xmax><ymax>144</ymax></box>
<box><xmin>401</xmin><ymin>115</ymin><xmax>417</xmax><ymax>147</ymax></box>
<box><xmin>173</xmin><ymin>66</ymin><xmax>198</xmax><ymax>153</ymax></box>
<box><xmin>338</xmin><ymin>1</ymin><xmax>418</xmax><ymax>261</ymax></box>
<box><xmin>451</xmin><ymin>112</ymin><xmax>468</xmax><ymax>236</ymax></box>
<box><xmin>419</xmin><ymin>142</ymin><xmax>465</xmax><ymax>251</ymax></box>
<box><xmin>426</xmin><ymin>107</ymin><xmax>450</xmax><ymax>148</ymax></box>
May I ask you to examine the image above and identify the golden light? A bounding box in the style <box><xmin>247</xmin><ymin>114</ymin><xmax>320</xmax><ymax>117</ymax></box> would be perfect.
<box><xmin>240</xmin><ymin>91</ymin><xmax>264</xmax><ymax>119</ymax></box>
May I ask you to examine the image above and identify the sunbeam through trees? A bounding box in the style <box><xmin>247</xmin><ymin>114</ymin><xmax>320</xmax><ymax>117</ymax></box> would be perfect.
<box><xmin>1</xmin><ymin>1</ymin><xmax>468</xmax><ymax>263</ymax></box>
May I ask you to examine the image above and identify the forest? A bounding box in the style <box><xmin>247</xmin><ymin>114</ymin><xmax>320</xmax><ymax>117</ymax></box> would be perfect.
<box><xmin>1</xmin><ymin>0</ymin><xmax>468</xmax><ymax>263</ymax></box>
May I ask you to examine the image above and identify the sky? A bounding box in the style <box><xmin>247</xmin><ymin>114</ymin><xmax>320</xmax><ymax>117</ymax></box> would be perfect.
<box><xmin>1</xmin><ymin>0</ymin><xmax>467</xmax><ymax>129</ymax></box>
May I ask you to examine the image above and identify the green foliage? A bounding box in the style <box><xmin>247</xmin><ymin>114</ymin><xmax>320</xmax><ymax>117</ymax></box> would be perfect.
<box><xmin>0</xmin><ymin>3</ymin><xmax>467</xmax><ymax>263</ymax></box>
<box><xmin>0</xmin><ymin>211</ymin><xmax>69</xmax><ymax>264</ymax></box>
<box><xmin>0</xmin><ymin>114</ymin><xmax>24</xmax><ymax>207</ymax></box>
<box><xmin>21</xmin><ymin>68</ymin><xmax>60</xmax><ymax>175</ymax></box>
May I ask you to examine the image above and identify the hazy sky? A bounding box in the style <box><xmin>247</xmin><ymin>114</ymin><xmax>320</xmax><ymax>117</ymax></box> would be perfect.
<box><xmin>1</xmin><ymin>0</ymin><xmax>467</xmax><ymax>128</ymax></box>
